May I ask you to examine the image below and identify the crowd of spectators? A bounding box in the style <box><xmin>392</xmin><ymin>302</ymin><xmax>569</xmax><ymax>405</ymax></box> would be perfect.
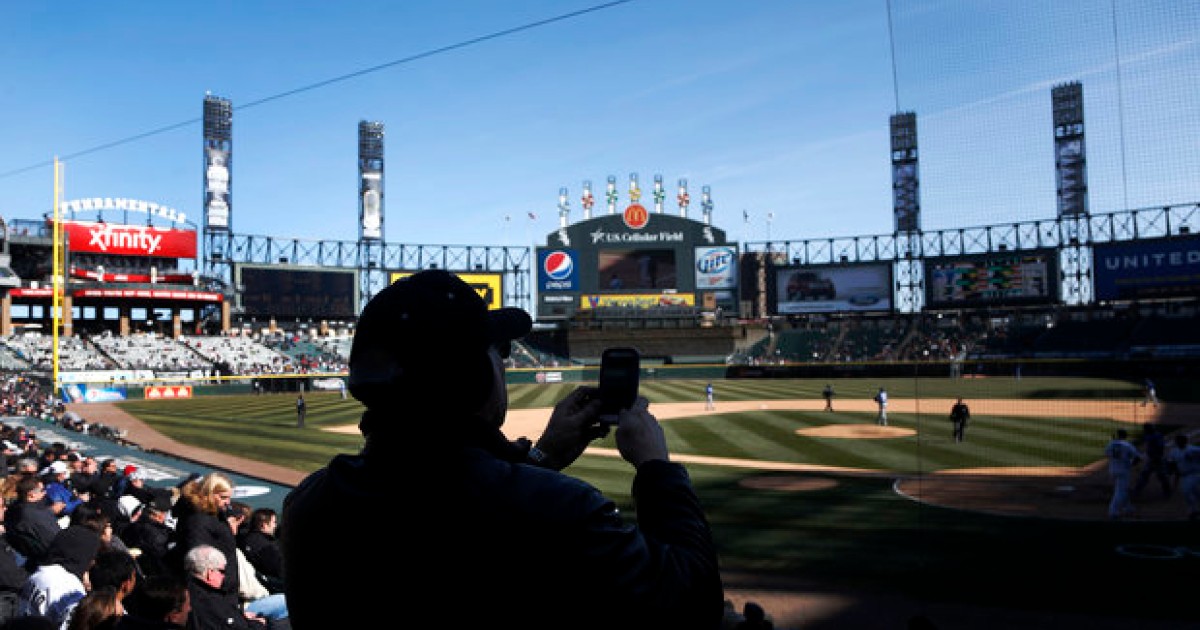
<box><xmin>0</xmin><ymin>424</ymin><xmax>288</xmax><ymax>629</ymax></box>
<box><xmin>732</xmin><ymin>305</ymin><xmax>1200</xmax><ymax>366</ymax></box>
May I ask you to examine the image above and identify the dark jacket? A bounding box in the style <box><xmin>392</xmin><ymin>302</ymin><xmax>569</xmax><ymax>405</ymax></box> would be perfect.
<box><xmin>169</xmin><ymin>496</ymin><xmax>240</xmax><ymax>601</ymax></box>
<box><xmin>240</xmin><ymin>530</ymin><xmax>283</xmax><ymax>584</ymax></box>
<box><xmin>0</xmin><ymin>536</ymin><xmax>28</xmax><ymax>592</ymax></box>
<box><xmin>187</xmin><ymin>575</ymin><xmax>259</xmax><ymax>630</ymax></box>
<box><xmin>6</xmin><ymin>500</ymin><xmax>61</xmax><ymax>564</ymax></box>
<box><xmin>120</xmin><ymin>518</ymin><xmax>176</xmax><ymax>579</ymax></box>
<box><xmin>282</xmin><ymin>436</ymin><xmax>724</xmax><ymax>630</ymax></box>
<box><xmin>37</xmin><ymin>525</ymin><xmax>101</xmax><ymax>580</ymax></box>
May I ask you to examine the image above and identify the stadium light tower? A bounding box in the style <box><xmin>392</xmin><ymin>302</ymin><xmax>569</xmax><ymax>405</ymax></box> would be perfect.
<box><xmin>1052</xmin><ymin>81</ymin><xmax>1088</xmax><ymax>218</ymax></box>
<box><xmin>890</xmin><ymin>111</ymin><xmax>923</xmax><ymax>311</ymax></box>
<box><xmin>358</xmin><ymin>121</ymin><xmax>385</xmax><ymax>242</ymax></box>
<box><xmin>202</xmin><ymin>94</ymin><xmax>233</xmax><ymax>285</ymax></box>
<box><xmin>358</xmin><ymin>120</ymin><xmax>385</xmax><ymax>304</ymax></box>
<box><xmin>890</xmin><ymin>112</ymin><xmax>920</xmax><ymax>234</ymax></box>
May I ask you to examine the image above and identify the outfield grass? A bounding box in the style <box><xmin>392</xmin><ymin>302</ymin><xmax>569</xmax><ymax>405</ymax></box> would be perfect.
<box><xmin>114</xmin><ymin>376</ymin><xmax>1197</xmax><ymax>623</ymax></box>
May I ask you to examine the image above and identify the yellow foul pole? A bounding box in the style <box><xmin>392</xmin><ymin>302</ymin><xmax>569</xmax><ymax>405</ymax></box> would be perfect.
<box><xmin>52</xmin><ymin>158</ymin><xmax>63</xmax><ymax>391</ymax></box>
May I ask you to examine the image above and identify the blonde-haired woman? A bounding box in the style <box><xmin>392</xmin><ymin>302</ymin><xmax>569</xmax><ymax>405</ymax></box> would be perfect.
<box><xmin>168</xmin><ymin>472</ymin><xmax>241</xmax><ymax>608</ymax></box>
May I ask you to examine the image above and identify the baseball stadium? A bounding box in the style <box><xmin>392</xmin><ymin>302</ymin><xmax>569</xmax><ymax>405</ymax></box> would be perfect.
<box><xmin>2</xmin><ymin>3</ymin><xmax>1199</xmax><ymax>630</ymax></box>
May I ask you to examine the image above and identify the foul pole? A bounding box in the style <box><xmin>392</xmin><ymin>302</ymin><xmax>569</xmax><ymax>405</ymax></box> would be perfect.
<box><xmin>52</xmin><ymin>158</ymin><xmax>63</xmax><ymax>391</ymax></box>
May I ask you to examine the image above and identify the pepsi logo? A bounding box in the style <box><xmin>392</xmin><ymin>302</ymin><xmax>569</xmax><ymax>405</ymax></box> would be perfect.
<box><xmin>544</xmin><ymin>251</ymin><xmax>574</xmax><ymax>280</ymax></box>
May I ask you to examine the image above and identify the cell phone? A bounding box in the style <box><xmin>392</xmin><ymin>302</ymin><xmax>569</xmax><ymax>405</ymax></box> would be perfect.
<box><xmin>598</xmin><ymin>347</ymin><xmax>640</xmax><ymax>424</ymax></box>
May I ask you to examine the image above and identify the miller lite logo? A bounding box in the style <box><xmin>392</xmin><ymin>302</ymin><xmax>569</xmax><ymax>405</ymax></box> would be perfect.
<box><xmin>623</xmin><ymin>204</ymin><xmax>649</xmax><ymax>230</ymax></box>
<box><xmin>543</xmin><ymin>251</ymin><xmax>574</xmax><ymax>280</ymax></box>
<box><xmin>696</xmin><ymin>249</ymin><xmax>732</xmax><ymax>275</ymax></box>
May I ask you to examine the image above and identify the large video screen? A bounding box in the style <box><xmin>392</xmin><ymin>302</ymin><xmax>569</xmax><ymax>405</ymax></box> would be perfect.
<box><xmin>925</xmin><ymin>252</ymin><xmax>1057</xmax><ymax>307</ymax></box>
<box><xmin>238</xmin><ymin>265</ymin><xmax>358</xmax><ymax>318</ymax></box>
<box><xmin>597</xmin><ymin>248</ymin><xmax>677</xmax><ymax>291</ymax></box>
<box><xmin>769</xmin><ymin>263</ymin><xmax>893</xmax><ymax>314</ymax></box>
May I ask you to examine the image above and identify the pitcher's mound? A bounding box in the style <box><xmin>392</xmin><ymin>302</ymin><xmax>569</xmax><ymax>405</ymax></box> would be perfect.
<box><xmin>797</xmin><ymin>425</ymin><xmax>915</xmax><ymax>439</ymax></box>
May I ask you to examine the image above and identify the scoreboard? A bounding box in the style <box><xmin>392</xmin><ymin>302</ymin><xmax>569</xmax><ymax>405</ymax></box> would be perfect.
<box><xmin>236</xmin><ymin>264</ymin><xmax>358</xmax><ymax>319</ymax></box>
<box><xmin>925</xmin><ymin>251</ymin><xmax>1058</xmax><ymax>308</ymax></box>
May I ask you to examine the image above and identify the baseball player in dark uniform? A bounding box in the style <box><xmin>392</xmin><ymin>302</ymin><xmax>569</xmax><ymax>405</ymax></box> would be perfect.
<box><xmin>950</xmin><ymin>398</ymin><xmax>970</xmax><ymax>443</ymax></box>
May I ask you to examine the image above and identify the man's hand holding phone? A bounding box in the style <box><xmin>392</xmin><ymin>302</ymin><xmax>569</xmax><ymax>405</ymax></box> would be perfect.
<box><xmin>598</xmin><ymin>347</ymin><xmax>640</xmax><ymax>425</ymax></box>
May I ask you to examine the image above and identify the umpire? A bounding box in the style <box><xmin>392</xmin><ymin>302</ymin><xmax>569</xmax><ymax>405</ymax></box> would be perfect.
<box><xmin>950</xmin><ymin>398</ymin><xmax>970</xmax><ymax>443</ymax></box>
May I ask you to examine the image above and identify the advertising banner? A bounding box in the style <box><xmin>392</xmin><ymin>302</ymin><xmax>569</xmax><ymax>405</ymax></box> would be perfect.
<box><xmin>537</xmin><ymin>248</ymin><xmax>579</xmax><ymax>292</ymax></box>
<box><xmin>694</xmin><ymin>246</ymin><xmax>737</xmax><ymax>289</ymax></box>
<box><xmin>580</xmin><ymin>293</ymin><xmax>695</xmax><ymax>309</ymax></box>
<box><xmin>61</xmin><ymin>384</ymin><xmax>128</xmax><ymax>403</ymax></box>
<box><xmin>1093</xmin><ymin>237</ymin><xmax>1200</xmax><ymax>300</ymax></box>
<box><xmin>144</xmin><ymin>386</ymin><xmax>194</xmax><ymax>400</ymax></box>
<box><xmin>63</xmin><ymin>220</ymin><xmax>197</xmax><ymax>258</ymax></box>
<box><xmin>770</xmin><ymin>263</ymin><xmax>893</xmax><ymax>314</ymax></box>
<box><xmin>205</xmin><ymin>147</ymin><xmax>231</xmax><ymax>230</ymax></box>
<box><xmin>389</xmin><ymin>271</ymin><xmax>504</xmax><ymax>310</ymax></box>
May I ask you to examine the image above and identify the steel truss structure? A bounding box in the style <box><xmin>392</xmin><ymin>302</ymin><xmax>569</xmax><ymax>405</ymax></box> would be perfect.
<box><xmin>742</xmin><ymin>202</ymin><xmax>1199</xmax><ymax>312</ymax></box>
<box><xmin>203</xmin><ymin>234</ymin><xmax>532</xmax><ymax>313</ymax></box>
<box><xmin>203</xmin><ymin>202</ymin><xmax>1196</xmax><ymax>318</ymax></box>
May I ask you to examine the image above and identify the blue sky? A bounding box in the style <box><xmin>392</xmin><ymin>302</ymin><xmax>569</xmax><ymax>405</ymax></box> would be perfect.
<box><xmin>1</xmin><ymin>0</ymin><xmax>1196</xmax><ymax>255</ymax></box>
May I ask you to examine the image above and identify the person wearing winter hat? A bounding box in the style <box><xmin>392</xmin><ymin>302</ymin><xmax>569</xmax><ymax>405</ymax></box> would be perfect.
<box><xmin>281</xmin><ymin>269</ymin><xmax>723</xmax><ymax>630</ymax></box>
<box><xmin>17</xmin><ymin>524</ymin><xmax>102</xmax><ymax>626</ymax></box>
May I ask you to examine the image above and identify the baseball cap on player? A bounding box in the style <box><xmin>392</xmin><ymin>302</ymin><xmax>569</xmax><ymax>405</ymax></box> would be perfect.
<box><xmin>348</xmin><ymin>269</ymin><xmax>531</xmax><ymax>410</ymax></box>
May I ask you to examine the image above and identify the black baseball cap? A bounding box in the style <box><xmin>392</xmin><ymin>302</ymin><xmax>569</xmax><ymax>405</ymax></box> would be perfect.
<box><xmin>348</xmin><ymin>269</ymin><xmax>531</xmax><ymax>405</ymax></box>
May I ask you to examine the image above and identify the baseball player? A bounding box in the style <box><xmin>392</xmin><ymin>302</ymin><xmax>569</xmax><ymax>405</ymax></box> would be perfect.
<box><xmin>1104</xmin><ymin>428</ymin><xmax>1142</xmax><ymax>519</ymax></box>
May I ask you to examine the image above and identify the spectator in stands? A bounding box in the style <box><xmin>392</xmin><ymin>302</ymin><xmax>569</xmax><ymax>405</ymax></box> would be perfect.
<box><xmin>0</xmin><ymin>499</ymin><xmax>30</xmax><ymax>625</ymax></box>
<box><xmin>17</xmin><ymin>525</ymin><xmax>102</xmax><ymax>626</ymax></box>
<box><xmin>120</xmin><ymin>470</ymin><xmax>156</xmax><ymax>507</ymax></box>
<box><xmin>232</xmin><ymin>544</ymin><xmax>287</xmax><ymax>623</ymax></box>
<box><xmin>115</xmin><ymin>573</ymin><xmax>190</xmax><ymax>629</ymax></box>
<box><xmin>85</xmin><ymin>549</ymin><xmax>139</xmax><ymax>619</ymax></box>
<box><xmin>239</xmin><ymin>509</ymin><xmax>282</xmax><ymax>593</ymax></box>
<box><xmin>7</xmin><ymin>476</ymin><xmax>61</xmax><ymax>565</ymax></box>
<box><xmin>183</xmin><ymin>545</ymin><xmax>275</xmax><ymax>630</ymax></box>
<box><xmin>167</xmin><ymin>474</ymin><xmax>239</xmax><ymax>609</ymax></box>
<box><xmin>735</xmin><ymin>601</ymin><xmax>774</xmax><ymax>629</ymax></box>
<box><xmin>281</xmin><ymin>269</ymin><xmax>723</xmax><ymax>629</ymax></box>
<box><xmin>64</xmin><ymin>586</ymin><xmax>123</xmax><ymax>630</ymax></box>
<box><xmin>90</xmin><ymin>460</ymin><xmax>122</xmax><ymax>515</ymax></box>
<box><xmin>42</xmin><ymin>461</ymin><xmax>86</xmax><ymax>517</ymax></box>
<box><xmin>0</xmin><ymin>459</ymin><xmax>40</xmax><ymax>506</ymax></box>
<box><xmin>118</xmin><ymin>490</ymin><xmax>175</xmax><ymax>580</ymax></box>
<box><xmin>69</xmin><ymin>457</ymin><xmax>100</xmax><ymax>501</ymax></box>
<box><xmin>71</xmin><ymin>505</ymin><xmax>133</xmax><ymax>557</ymax></box>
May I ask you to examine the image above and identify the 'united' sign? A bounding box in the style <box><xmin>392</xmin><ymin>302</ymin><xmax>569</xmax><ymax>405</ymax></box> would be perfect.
<box><xmin>61</xmin><ymin>220</ymin><xmax>197</xmax><ymax>258</ymax></box>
